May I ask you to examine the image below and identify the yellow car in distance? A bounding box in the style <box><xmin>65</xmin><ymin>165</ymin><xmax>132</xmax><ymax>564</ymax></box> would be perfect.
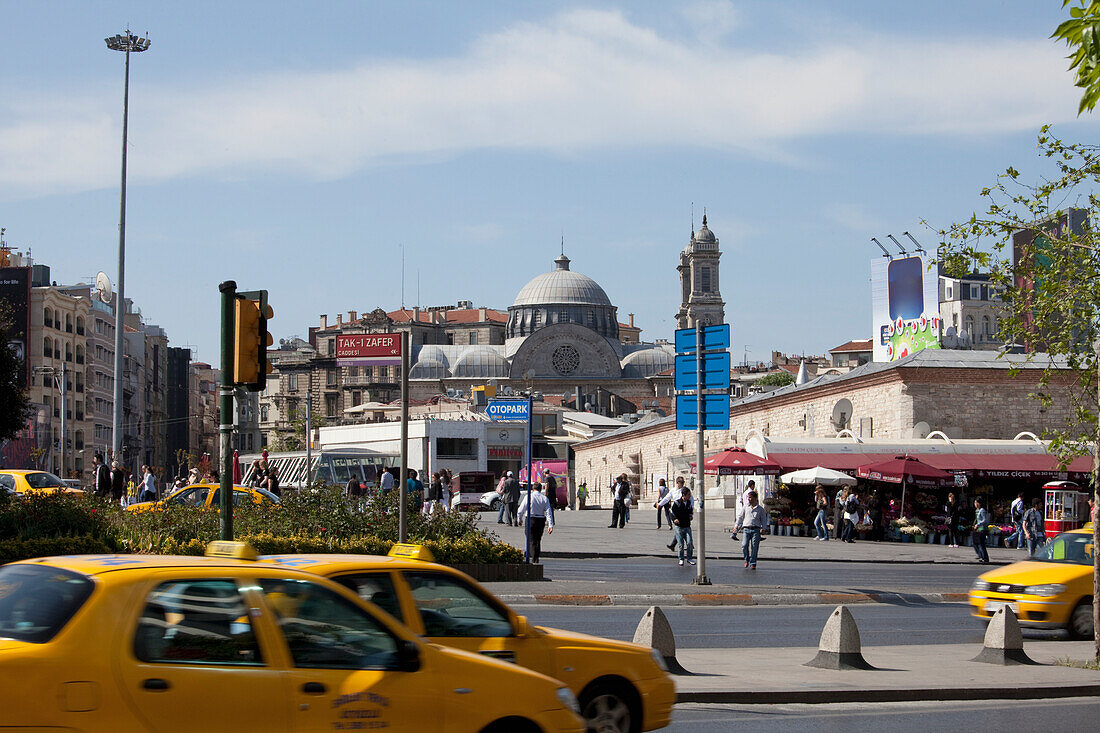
<box><xmin>0</xmin><ymin>546</ymin><xmax>585</xmax><ymax>732</ymax></box>
<box><xmin>0</xmin><ymin>468</ymin><xmax>85</xmax><ymax>495</ymax></box>
<box><xmin>262</xmin><ymin>546</ymin><xmax>676</xmax><ymax>733</ymax></box>
<box><xmin>969</xmin><ymin>527</ymin><xmax>1095</xmax><ymax>639</ymax></box>
<box><xmin>126</xmin><ymin>482</ymin><xmax>280</xmax><ymax>513</ymax></box>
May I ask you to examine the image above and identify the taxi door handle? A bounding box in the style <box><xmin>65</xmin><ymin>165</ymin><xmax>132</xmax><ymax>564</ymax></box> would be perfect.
<box><xmin>301</xmin><ymin>682</ymin><xmax>327</xmax><ymax>695</ymax></box>
<box><xmin>142</xmin><ymin>678</ymin><xmax>170</xmax><ymax>691</ymax></box>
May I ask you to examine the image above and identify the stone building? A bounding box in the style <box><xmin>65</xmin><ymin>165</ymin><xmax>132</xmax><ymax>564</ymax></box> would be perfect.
<box><xmin>676</xmin><ymin>215</ymin><xmax>724</xmax><ymax>328</ymax></box>
<box><xmin>938</xmin><ymin>272</ymin><xmax>1006</xmax><ymax>350</ymax></box>
<box><xmin>572</xmin><ymin>349</ymin><xmax>1087</xmax><ymax>505</ymax></box>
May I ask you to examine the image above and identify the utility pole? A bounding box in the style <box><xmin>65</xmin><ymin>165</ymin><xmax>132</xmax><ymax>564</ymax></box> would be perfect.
<box><xmin>694</xmin><ymin>319</ymin><xmax>709</xmax><ymax>585</ymax></box>
<box><xmin>218</xmin><ymin>281</ymin><xmax>237</xmax><ymax>541</ymax></box>
<box><xmin>399</xmin><ymin>331</ymin><xmax>409</xmax><ymax>542</ymax></box>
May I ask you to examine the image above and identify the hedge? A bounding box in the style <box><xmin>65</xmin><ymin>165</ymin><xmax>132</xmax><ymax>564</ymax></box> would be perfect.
<box><xmin>0</xmin><ymin>535</ymin><xmax>115</xmax><ymax>565</ymax></box>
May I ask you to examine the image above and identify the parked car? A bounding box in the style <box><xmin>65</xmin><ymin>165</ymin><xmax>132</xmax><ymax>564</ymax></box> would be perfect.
<box><xmin>126</xmin><ymin>483</ymin><xmax>280</xmax><ymax>513</ymax></box>
<box><xmin>0</xmin><ymin>469</ymin><xmax>85</xmax><ymax>495</ymax></box>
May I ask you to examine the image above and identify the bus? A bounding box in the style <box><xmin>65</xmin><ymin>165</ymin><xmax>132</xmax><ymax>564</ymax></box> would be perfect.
<box><xmin>239</xmin><ymin>448</ymin><xmax>399</xmax><ymax>490</ymax></box>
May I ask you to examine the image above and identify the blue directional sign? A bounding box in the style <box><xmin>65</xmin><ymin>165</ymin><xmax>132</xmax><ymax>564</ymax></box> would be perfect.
<box><xmin>675</xmin><ymin>323</ymin><xmax>731</xmax><ymax>354</ymax></box>
<box><xmin>675</xmin><ymin>394</ymin><xmax>730</xmax><ymax>431</ymax></box>
<box><xmin>486</xmin><ymin>399</ymin><xmax>530</xmax><ymax>421</ymax></box>
<box><xmin>674</xmin><ymin>352</ymin><xmax>731</xmax><ymax>391</ymax></box>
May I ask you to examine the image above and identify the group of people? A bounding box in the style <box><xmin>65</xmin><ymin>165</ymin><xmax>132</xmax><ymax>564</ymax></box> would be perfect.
<box><xmin>246</xmin><ymin>457</ymin><xmax>281</xmax><ymax>496</ymax></box>
<box><xmin>493</xmin><ymin>470</ymin><xmax>556</xmax><ymax>563</ymax></box>
<box><xmin>91</xmin><ymin>453</ymin><xmax>159</xmax><ymax>505</ymax></box>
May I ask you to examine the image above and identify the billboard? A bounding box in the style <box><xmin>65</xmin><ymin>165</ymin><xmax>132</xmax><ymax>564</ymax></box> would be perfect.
<box><xmin>871</xmin><ymin>255</ymin><xmax>940</xmax><ymax>362</ymax></box>
<box><xmin>335</xmin><ymin>333</ymin><xmax>402</xmax><ymax>367</ymax></box>
<box><xmin>0</xmin><ymin>266</ymin><xmax>31</xmax><ymax>388</ymax></box>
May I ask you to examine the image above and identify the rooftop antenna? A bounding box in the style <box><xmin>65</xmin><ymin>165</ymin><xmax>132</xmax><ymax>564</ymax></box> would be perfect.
<box><xmin>561</xmin><ymin>232</ymin><xmax>564</xmax><ymax>256</ymax></box>
<box><xmin>691</xmin><ymin>202</ymin><xmax>694</xmax><ymax>232</ymax></box>
<box><xmin>902</xmin><ymin>231</ymin><xmax>926</xmax><ymax>254</ymax></box>
<box><xmin>400</xmin><ymin>244</ymin><xmax>405</xmax><ymax>309</ymax></box>
<box><xmin>887</xmin><ymin>234</ymin><xmax>907</xmax><ymax>255</ymax></box>
<box><xmin>416</xmin><ymin>269</ymin><xmax>420</xmax><ymax>309</ymax></box>
<box><xmin>870</xmin><ymin>237</ymin><xmax>891</xmax><ymax>257</ymax></box>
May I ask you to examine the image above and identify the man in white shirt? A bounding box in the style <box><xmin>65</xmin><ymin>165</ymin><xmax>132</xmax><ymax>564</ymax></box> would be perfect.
<box><xmin>517</xmin><ymin>483</ymin><xmax>555</xmax><ymax>563</ymax></box>
<box><xmin>379</xmin><ymin>468</ymin><xmax>395</xmax><ymax>493</ymax></box>
<box><xmin>733</xmin><ymin>480</ymin><xmax>756</xmax><ymax>542</ymax></box>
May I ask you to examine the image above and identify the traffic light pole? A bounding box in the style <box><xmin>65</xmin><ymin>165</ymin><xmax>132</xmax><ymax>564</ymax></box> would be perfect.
<box><xmin>398</xmin><ymin>331</ymin><xmax>409</xmax><ymax>543</ymax></box>
<box><xmin>218</xmin><ymin>281</ymin><xmax>237</xmax><ymax>541</ymax></box>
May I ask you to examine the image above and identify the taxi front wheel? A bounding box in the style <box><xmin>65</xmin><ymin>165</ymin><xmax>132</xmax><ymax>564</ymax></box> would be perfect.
<box><xmin>1068</xmin><ymin>600</ymin><xmax>1094</xmax><ymax>641</ymax></box>
<box><xmin>579</xmin><ymin>680</ymin><xmax>640</xmax><ymax>733</ymax></box>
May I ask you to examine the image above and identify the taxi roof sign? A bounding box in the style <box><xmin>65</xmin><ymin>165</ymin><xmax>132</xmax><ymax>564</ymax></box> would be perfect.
<box><xmin>387</xmin><ymin>543</ymin><xmax>435</xmax><ymax>562</ymax></box>
<box><xmin>206</xmin><ymin>541</ymin><xmax>259</xmax><ymax>561</ymax></box>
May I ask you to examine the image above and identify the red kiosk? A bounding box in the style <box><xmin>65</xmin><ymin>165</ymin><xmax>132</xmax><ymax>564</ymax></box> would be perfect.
<box><xmin>1043</xmin><ymin>481</ymin><xmax>1087</xmax><ymax>535</ymax></box>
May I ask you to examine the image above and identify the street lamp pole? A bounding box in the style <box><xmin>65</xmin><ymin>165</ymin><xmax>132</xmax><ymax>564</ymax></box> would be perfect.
<box><xmin>105</xmin><ymin>30</ymin><xmax>150</xmax><ymax>468</ymax></box>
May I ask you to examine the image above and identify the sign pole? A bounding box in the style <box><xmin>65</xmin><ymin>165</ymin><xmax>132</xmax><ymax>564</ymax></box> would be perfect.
<box><xmin>525</xmin><ymin>393</ymin><xmax>533</xmax><ymax>563</ymax></box>
<box><xmin>399</xmin><ymin>331</ymin><xmax>409</xmax><ymax>543</ymax></box>
<box><xmin>304</xmin><ymin>387</ymin><xmax>312</xmax><ymax>489</ymax></box>
<box><xmin>695</xmin><ymin>320</ymin><xmax>710</xmax><ymax>584</ymax></box>
<box><xmin>218</xmin><ymin>281</ymin><xmax>237</xmax><ymax>541</ymax></box>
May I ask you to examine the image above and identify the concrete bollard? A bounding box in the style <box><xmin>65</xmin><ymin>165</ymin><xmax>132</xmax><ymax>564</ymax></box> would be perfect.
<box><xmin>970</xmin><ymin>606</ymin><xmax>1037</xmax><ymax>665</ymax></box>
<box><xmin>804</xmin><ymin>605</ymin><xmax>875</xmax><ymax>670</ymax></box>
<box><xmin>633</xmin><ymin>606</ymin><xmax>690</xmax><ymax>675</ymax></box>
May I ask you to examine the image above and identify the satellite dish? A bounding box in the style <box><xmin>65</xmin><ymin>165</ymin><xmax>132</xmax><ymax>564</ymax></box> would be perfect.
<box><xmin>831</xmin><ymin>398</ymin><xmax>853</xmax><ymax>431</ymax></box>
<box><xmin>913</xmin><ymin>421</ymin><xmax>931</xmax><ymax>439</ymax></box>
<box><xmin>95</xmin><ymin>272</ymin><xmax>113</xmax><ymax>304</ymax></box>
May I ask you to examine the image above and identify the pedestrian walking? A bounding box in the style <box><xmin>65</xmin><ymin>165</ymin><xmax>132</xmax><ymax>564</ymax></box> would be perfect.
<box><xmin>517</xmin><ymin>482</ymin><xmax>554</xmax><ymax>563</ymax></box>
<box><xmin>1006</xmin><ymin>492</ymin><xmax>1026</xmax><ymax>549</ymax></box>
<box><xmin>265</xmin><ymin>466</ymin><xmax>281</xmax><ymax>497</ymax></box>
<box><xmin>813</xmin><ymin>486</ymin><xmax>830</xmax><ymax>540</ymax></box>
<box><xmin>664</xmin><ymin>478</ymin><xmax>685</xmax><ymax>550</ymax></box>
<box><xmin>669</xmin><ymin>486</ymin><xmax>695</xmax><ymax>566</ymax></box>
<box><xmin>972</xmin><ymin>497</ymin><xmax>990</xmax><ymax>563</ymax></box>
<box><xmin>545</xmin><ymin>472</ymin><xmax>558</xmax><ymax>509</ymax></box>
<box><xmin>379</xmin><ymin>467</ymin><xmax>395</xmax><ymax>494</ymax></box>
<box><xmin>841</xmin><ymin>487</ymin><xmax>860</xmax><ymax>543</ymax></box>
<box><xmin>496</xmin><ymin>473</ymin><xmax>509</xmax><ymax>523</ymax></box>
<box><xmin>346</xmin><ymin>474</ymin><xmax>362</xmax><ymax>499</ymax></box>
<box><xmin>424</xmin><ymin>472</ymin><xmax>445</xmax><ymax>515</ymax></box>
<box><xmin>92</xmin><ymin>453</ymin><xmax>111</xmax><ymax>497</ymax></box>
<box><xmin>732</xmin><ymin>480</ymin><xmax>756</xmax><ymax>542</ymax></box>
<box><xmin>1022</xmin><ymin>498</ymin><xmax>1046</xmax><ymax>555</ymax></box>
<box><xmin>577</xmin><ymin>481</ymin><xmax>588</xmax><ymax>510</ymax></box>
<box><xmin>140</xmin><ymin>465</ymin><xmax>157</xmax><ymax>502</ymax></box>
<box><xmin>109</xmin><ymin>460</ymin><xmax>126</xmax><ymax>502</ymax></box>
<box><xmin>944</xmin><ymin>492</ymin><xmax>961</xmax><ymax>547</ymax></box>
<box><xmin>608</xmin><ymin>474</ymin><xmax>630</xmax><ymax>528</ymax></box>
<box><xmin>833</xmin><ymin>486</ymin><xmax>845</xmax><ymax>540</ymax></box>
<box><xmin>739</xmin><ymin>490</ymin><xmax>766</xmax><ymax>568</ymax></box>
<box><xmin>501</xmin><ymin>471</ymin><xmax>521</xmax><ymax>526</ymax></box>
<box><xmin>653</xmin><ymin>479</ymin><xmax>672</xmax><ymax>529</ymax></box>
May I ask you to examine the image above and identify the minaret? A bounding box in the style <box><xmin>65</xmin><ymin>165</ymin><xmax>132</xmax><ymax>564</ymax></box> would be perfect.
<box><xmin>676</xmin><ymin>213</ymin><xmax>725</xmax><ymax>328</ymax></box>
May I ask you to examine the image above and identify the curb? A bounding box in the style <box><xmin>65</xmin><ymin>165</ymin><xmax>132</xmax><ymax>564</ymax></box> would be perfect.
<box><xmin>676</xmin><ymin>683</ymin><xmax>1100</xmax><ymax>705</ymax></box>
<box><xmin>499</xmin><ymin>592</ymin><xmax>972</xmax><ymax>607</ymax></box>
<box><xmin>539</xmin><ymin>550</ymin><xmax>1009</xmax><ymax>566</ymax></box>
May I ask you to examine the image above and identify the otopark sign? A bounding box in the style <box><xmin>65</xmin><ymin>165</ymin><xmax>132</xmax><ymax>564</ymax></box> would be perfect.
<box><xmin>486</xmin><ymin>399</ymin><xmax>531</xmax><ymax>421</ymax></box>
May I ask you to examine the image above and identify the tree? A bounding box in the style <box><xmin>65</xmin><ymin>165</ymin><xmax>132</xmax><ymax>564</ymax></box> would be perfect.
<box><xmin>755</xmin><ymin>371</ymin><xmax>795</xmax><ymax>387</ymax></box>
<box><xmin>0</xmin><ymin>301</ymin><xmax>32</xmax><ymax>443</ymax></box>
<box><xmin>270</xmin><ymin>410</ymin><xmax>325</xmax><ymax>452</ymax></box>
<box><xmin>937</xmin><ymin>128</ymin><xmax>1100</xmax><ymax>656</ymax></box>
<box><xmin>1054</xmin><ymin>1</ymin><xmax>1100</xmax><ymax>114</ymax></box>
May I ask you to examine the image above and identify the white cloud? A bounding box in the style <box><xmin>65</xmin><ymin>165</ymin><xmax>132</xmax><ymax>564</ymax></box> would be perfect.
<box><xmin>822</xmin><ymin>203</ymin><xmax>885</xmax><ymax>233</ymax></box>
<box><xmin>0</xmin><ymin>8</ymin><xmax>1084</xmax><ymax>198</ymax></box>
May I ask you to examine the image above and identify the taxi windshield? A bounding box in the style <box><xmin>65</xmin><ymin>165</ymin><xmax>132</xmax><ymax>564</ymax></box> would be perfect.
<box><xmin>23</xmin><ymin>472</ymin><xmax>66</xmax><ymax>489</ymax></box>
<box><xmin>1033</xmin><ymin>533</ymin><xmax>1094</xmax><ymax>566</ymax></box>
<box><xmin>0</xmin><ymin>565</ymin><xmax>94</xmax><ymax>643</ymax></box>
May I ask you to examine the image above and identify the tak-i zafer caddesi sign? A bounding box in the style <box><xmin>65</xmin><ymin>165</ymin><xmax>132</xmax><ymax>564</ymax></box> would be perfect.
<box><xmin>336</xmin><ymin>333</ymin><xmax>402</xmax><ymax>367</ymax></box>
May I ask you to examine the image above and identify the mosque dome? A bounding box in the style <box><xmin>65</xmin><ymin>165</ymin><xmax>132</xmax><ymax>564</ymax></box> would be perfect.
<box><xmin>620</xmin><ymin>347</ymin><xmax>675</xmax><ymax>379</ymax></box>
<box><xmin>507</xmin><ymin>254</ymin><xmax>620</xmax><ymax>340</ymax></box>
<box><xmin>450</xmin><ymin>347</ymin><xmax>511</xmax><ymax>379</ymax></box>
<box><xmin>511</xmin><ymin>254</ymin><xmax>613</xmax><ymax>308</ymax></box>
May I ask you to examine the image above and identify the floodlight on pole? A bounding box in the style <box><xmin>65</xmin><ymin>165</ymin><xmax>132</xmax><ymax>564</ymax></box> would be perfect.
<box><xmin>105</xmin><ymin>30</ymin><xmax>150</xmax><ymax>465</ymax></box>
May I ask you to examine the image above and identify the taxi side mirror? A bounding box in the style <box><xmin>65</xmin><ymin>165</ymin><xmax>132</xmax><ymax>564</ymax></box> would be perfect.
<box><xmin>396</xmin><ymin>640</ymin><xmax>421</xmax><ymax>673</ymax></box>
<box><xmin>513</xmin><ymin>615</ymin><xmax>530</xmax><ymax>638</ymax></box>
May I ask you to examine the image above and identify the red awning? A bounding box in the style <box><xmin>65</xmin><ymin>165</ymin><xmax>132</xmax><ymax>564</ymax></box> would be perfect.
<box><xmin>763</xmin><ymin>451</ymin><xmax>1092</xmax><ymax>481</ymax></box>
<box><xmin>856</xmin><ymin>455</ymin><xmax>955</xmax><ymax>488</ymax></box>
<box><xmin>702</xmin><ymin>448</ymin><xmax>783</xmax><ymax>476</ymax></box>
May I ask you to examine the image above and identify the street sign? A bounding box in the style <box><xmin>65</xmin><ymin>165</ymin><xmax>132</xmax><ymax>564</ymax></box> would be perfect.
<box><xmin>675</xmin><ymin>323</ymin><xmax>731</xmax><ymax>353</ymax></box>
<box><xmin>675</xmin><ymin>394</ymin><xmax>730</xmax><ymax>431</ymax></box>
<box><xmin>674</xmin><ymin>352</ymin><xmax>731</xmax><ymax>391</ymax></box>
<box><xmin>486</xmin><ymin>399</ymin><xmax>531</xmax><ymax>421</ymax></box>
<box><xmin>336</xmin><ymin>333</ymin><xmax>402</xmax><ymax>367</ymax></box>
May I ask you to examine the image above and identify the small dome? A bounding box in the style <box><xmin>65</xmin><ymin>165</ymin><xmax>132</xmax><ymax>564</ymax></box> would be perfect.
<box><xmin>689</xmin><ymin>214</ymin><xmax>719</xmax><ymax>251</ymax></box>
<box><xmin>415</xmin><ymin>345</ymin><xmax>449</xmax><ymax>366</ymax></box>
<box><xmin>450</xmin><ymin>347</ymin><xmax>511</xmax><ymax>378</ymax></box>
<box><xmin>409</xmin><ymin>359</ymin><xmax>448</xmax><ymax>379</ymax></box>
<box><xmin>512</xmin><ymin>255</ymin><xmax>613</xmax><ymax>308</ymax></box>
<box><xmin>620</xmin><ymin>347</ymin><xmax>675</xmax><ymax>378</ymax></box>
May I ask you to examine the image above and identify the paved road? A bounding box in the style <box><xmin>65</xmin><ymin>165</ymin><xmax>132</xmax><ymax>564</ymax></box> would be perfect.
<box><xmin>514</xmin><ymin>602</ymin><xmax>1070</xmax><ymax>648</ymax></box>
<box><xmin>667</xmin><ymin>698</ymin><xmax>1100</xmax><ymax>732</ymax></box>
<box><xmin>537</xmin><ymin>556</ymin><xmax>982</xmax><ymax>593</ymax></box>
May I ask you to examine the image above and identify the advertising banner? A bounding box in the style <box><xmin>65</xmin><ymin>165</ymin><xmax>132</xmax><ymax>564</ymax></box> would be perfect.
<box><xmin>335</xmin><ymin>333</ymin><xmax>401</xmax><ymax>367</ymax></box>
<box><xmin>871</xmin><ymin>255</ymin><xmax>941</xmax><ymax>362</ymax></box>
<box><xmin>0</xmin><ymin>267</ymin><xmax>31</xmax><ymax>388</ymax></box>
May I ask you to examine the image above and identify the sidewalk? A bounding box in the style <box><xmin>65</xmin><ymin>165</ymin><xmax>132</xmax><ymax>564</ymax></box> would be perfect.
<box><xmin>485</xmin><ymin>506</ymin><xmax>1028</xmax><ymax>565</ymax></box>
<box><xmin>672</xmin><ymin>640</ymin><xmax>1100</xmax><ymax>703</ymax></box>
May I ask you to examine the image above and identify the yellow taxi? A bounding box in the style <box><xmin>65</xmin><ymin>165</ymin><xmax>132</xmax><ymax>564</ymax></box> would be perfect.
<box><xmin>969</xmin><ymin>527</ymin><xmax>1095</xmax><ymax>639</ymax></box>
<box><xmin>0</xmin><ymin>543</ymin><xmax>585</xmax><ymax>732</ymax></box>
<box><xmin>126</xmin><ymin>482</ymin><xmax>280</xmax><ymax>513</ymax></box>
<box><xmin>262</xmin><ymin>546</ymin><xmax>676</xmax><ymax>733</ymax></box>
<box><xmin>0</xmin><ymin>468</ymin><xmax>85</xmax><ymax>495</ymax></box>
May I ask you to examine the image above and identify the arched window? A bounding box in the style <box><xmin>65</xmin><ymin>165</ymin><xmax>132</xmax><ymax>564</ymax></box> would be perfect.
<box><xmin>43</xmin><ymin>308</ymin><xmax>53</xmax><ymax>328</ymax></box>
<box><xmin>65</xmin><ymin>343</ymin><xmax>73</xmax><ymax>362</ymax></box>
<box><xmin>76</xmin><ymin>316</ymin><xmax>85</xmax><ymax>335</ymax></box>
<box><xmin>981</xmin><ymin>315</ymin><xmax>991</xmax><ymax>338</ymax></box>
<box><xmin>65</xmin><ymin>314</ymin><xmax>72</xmax><ymax>332</ymax></box>
<box><xmin>76</xmin><ymin>345</ymin><xmax>85</xmax><ymax>364</ymax></box>
<box><xmin>965</xmin><ymin>315</ymin><xmax>975</xmax><ymax>337</ymax></box>
<box><xmin>260</xmin><ymin>406</ymin><xmax>269</xmax><ymax>422</ymax></box>
<box><xmin>43</xmin><ymin>336</ymin><xmax>52</xmax><ymax>359</ymax></box>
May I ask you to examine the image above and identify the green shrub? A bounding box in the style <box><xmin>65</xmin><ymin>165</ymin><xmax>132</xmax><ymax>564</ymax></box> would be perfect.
<box><xmin>0</xmin><ymin>492</ymin><xmax>116</xmax><ymax>541</ymax></box>
<box><xmin>0</xmin><ymin>535</ymin><xmax>115</xmax><ymax>564</ymax></box>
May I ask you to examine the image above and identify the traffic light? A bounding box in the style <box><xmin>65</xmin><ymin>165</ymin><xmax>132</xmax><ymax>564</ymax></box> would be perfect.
<box><xmin>233</xmin><ymin>290</ymin><xmax>273</xmax><ymax>391</ymax></box>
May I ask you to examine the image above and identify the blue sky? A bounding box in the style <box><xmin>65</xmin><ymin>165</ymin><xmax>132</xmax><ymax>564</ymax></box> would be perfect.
<box><xmin>1</xmin><ymin>1</ymin><xmax>1095</xmax><ymax>366</ymax></box>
